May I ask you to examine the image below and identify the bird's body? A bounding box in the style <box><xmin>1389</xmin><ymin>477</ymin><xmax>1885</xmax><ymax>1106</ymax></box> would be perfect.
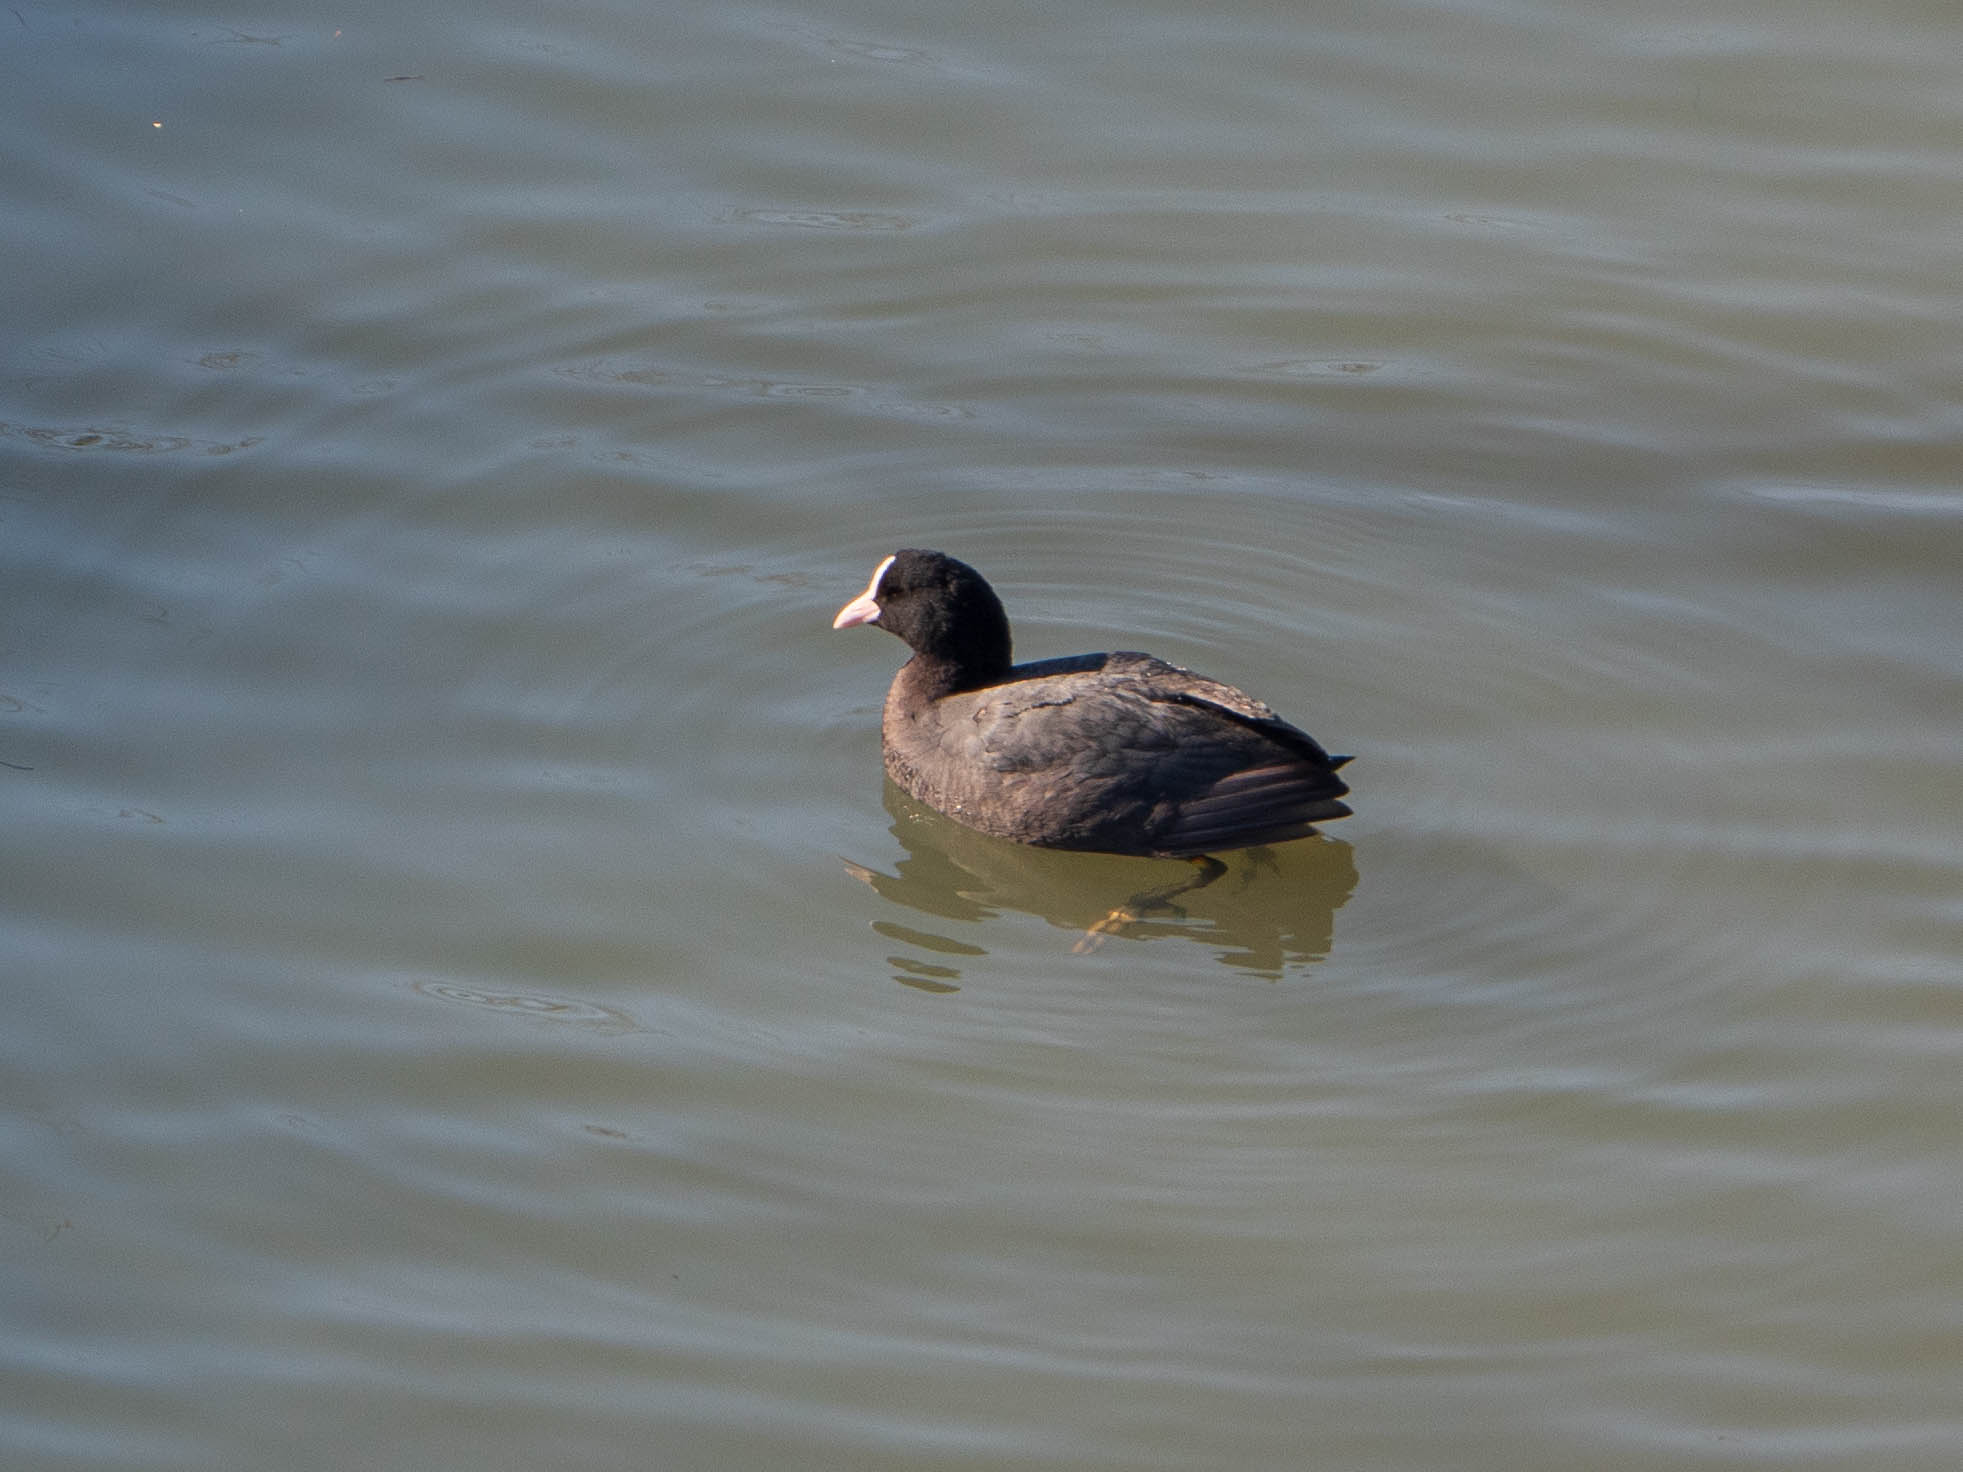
<box><xmin>834</xmin><ymin>550</ymin><xmax>1351</xmax><ymax>858</ymax></box>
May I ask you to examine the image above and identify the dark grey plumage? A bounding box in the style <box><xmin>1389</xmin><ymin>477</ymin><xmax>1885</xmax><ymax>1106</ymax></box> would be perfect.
<box><xmin>833</xmin><ymin>549</ymin><xmax>1351</xmax><ymax>858</ymax></box>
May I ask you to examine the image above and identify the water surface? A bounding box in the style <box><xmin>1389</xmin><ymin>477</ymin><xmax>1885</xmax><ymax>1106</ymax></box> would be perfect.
<box><xmin>5</xmin><ymin>0</ymin><xmax>1962</xmax><ymax>1467</ymax></box>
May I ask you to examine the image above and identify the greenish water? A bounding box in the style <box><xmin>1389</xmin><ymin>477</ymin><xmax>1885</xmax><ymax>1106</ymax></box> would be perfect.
<box><xmin>5</xmin><ymin>0</ymin><xmax>1962</xmax><ymax>1468</ymax></box>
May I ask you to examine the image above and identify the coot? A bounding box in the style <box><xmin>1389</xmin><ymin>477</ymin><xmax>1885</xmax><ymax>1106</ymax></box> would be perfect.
<box><xmin>833</xmin><ymin>550</ymin><xmax>1351</xmax><ymax>857</ymax></box>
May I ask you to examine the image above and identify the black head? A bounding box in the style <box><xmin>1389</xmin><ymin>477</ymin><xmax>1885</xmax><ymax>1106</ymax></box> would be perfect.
<box><xmin>832</xmin><ymin>549</ymin><xmax>1012</xmax><ymax>688</ymax></box>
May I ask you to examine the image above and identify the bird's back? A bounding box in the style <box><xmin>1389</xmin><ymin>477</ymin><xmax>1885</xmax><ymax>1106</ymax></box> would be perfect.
<box><xmin>882</xmin><ymin>651</ymin><xmax>1350</xmax><ymax>855</ymax></box>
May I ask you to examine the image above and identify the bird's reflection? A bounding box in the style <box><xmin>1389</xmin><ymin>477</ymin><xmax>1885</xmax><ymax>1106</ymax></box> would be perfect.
<box><xmin>843</xmin><ymin>781</ymin><xmax>1358</xmax><ymax>987</ymax></box>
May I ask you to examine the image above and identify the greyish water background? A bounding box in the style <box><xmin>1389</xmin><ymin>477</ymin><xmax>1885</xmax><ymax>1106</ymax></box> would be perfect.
<box><xmin>5</xmin><ymin>0</ymin><xmax>1962</xmax><ymax>1466</ymax></box>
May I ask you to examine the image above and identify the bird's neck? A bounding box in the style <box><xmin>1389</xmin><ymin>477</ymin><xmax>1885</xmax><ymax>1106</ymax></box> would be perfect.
<box><xmin>899</xmin><ymin>647</ymin><xmax>1005</xmax><ymax>700</ymax></box>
